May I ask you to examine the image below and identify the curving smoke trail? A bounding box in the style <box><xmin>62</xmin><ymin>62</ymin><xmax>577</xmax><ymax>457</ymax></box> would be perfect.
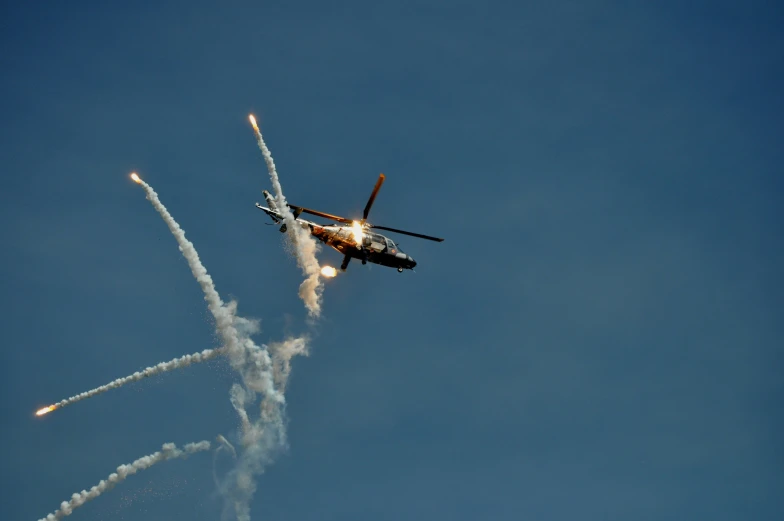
<box><xmin>133</xmin><ymin>176</ymin><xmax>255</xmax><ymax>367</ymax></box>
<box><xmin>133</xmin><ymin>174</ymin><xmax>307</xmax><ymax>521</ymax></box>
<box><xmin>249</xmin><ymin>117</ymin><xmax>324</xmax><ymax>318</ymax></box>
<box><xmin>37</xmin><ymin>347</ymin><xmax>223</xmax><ymax>416</ymax></box>
<box><xmin>38</xmin><ymin>441</ymin><xmax>210</xmax><ymax>521</ymax></box>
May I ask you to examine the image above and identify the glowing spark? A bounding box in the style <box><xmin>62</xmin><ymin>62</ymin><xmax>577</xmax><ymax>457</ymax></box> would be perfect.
<box><xmin>248</xmin><ymin>114</ymin><xmax>258</xmax><ymax>131</ymax></box>
<box><xmin>130</xmin><ymin>172</ymin><xmax>141</xmax><ymax>184</ymax></box>
<box><xmin>320</xmin><ymin>266</ymin><xmax>337</xmax><ymax>278</ymax></box>
<box><xmin>35</xmin><ymin>405</ymin><xmax>56</xmax><ymax>416</ymax></box>
<box><xmin>351</xmin><ymin>221</ymin><xmax>364</xmax><ymax>247</ymax></box>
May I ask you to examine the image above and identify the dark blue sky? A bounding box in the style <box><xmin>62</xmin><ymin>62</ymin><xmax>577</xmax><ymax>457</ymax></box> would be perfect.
<box><xmin>2</xmin><ymin>1</ymin><xmax>782</xmax><ymax>519</ymax></box>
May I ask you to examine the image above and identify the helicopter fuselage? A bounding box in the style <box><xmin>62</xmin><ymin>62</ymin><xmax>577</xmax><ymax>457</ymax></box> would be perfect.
<box><xmin>312</xmin><ymin>223</ymin><xmax>417</xmax><ymax>271</ymax></box>
<box><xmin>255</xmin><ymin>203</ymin><xmax>416</xmax><ymax>272</ymax></box>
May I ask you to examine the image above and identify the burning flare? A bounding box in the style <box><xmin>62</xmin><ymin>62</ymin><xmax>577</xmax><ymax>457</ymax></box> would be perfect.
<box><xmin>248</xmin><ymin>114</ymin><xmax>258</xmax><ymax>131</ymax></box>
<box><xmin>351</xmin><ymin>221</ymin><xmax>364</xmax><ymax>247</ymax></box>
<box><xmin>130</xmin><ymin>172</ymin><xmax>141</xmax><ymax>184</ymax></box>
<box><xmin>320</xmin><ymin>266</ymin><xmax>337</xmax><ymax>278</ymax></box>
<box><xmin>36</xmin><ymin>405</ymin><xmax>56</xmax><ymax>416</ymax></box>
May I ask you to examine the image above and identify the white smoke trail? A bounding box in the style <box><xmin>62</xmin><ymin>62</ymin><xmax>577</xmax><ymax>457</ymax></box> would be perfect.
<box><xmin>38</xmin><ymin>441</ymin><xmax>210</xmax><ymax>521</ymax></box>
<box><xmin>135</xmin><ymin>177</ymin><xmax>280</xmax><ymax>403</ymax></box>
<box><xmin>249</xmin><ymin>119</ymin><xmax>324</xmax><ymax>318</ymax></box>
<box><xmin>134</xmin><ymin>175</ymin><xmax>305</xmax><ymax>521</ymax></box>
<box><xmin>217</xmin><ymin>335</ymin><xmax>309</xmax><ymax>521</ymax></box>
<box><xmin>41</xmin><ymin>347</ymin><xmax>223</xmax><ymax>414</ymax></box>
<box><xmin>136</xmin><ymin>179</ymin><xmax>246</xmax><ymax>361</ymax></box>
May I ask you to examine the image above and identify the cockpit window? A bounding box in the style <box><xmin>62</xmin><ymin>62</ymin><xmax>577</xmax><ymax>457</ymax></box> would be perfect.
<box><xmin>368</xmin><ymin>234</ymin><xmax>387</xmax><ymax>251</ymax></box>
<box><xmin>386</xmin><ymin>238</ymin><xmax>403</xmax><ymax>252</ymax></box>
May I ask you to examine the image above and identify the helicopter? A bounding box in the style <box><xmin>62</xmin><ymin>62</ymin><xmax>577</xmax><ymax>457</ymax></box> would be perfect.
<box><xmin>255</xmin><ymin>173</ymin><xmax>443</xmax><ymax>273</ymax></box>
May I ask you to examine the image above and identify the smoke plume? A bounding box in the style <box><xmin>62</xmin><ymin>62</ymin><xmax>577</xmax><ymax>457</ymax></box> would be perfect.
<box><xmin>36</xmin><ymin>166</ymin><xmax>316</xmax><ymax>519</ymax></box>
<box><xmin>269</xmin><ymin>336</ymin><xmax>309</xmax><ymax>394</ymax></box>
<box><xmin>38</xmin><ymin>441</ymin><xmax>210</xmax><ymax>521</ymax></box>
<box><xmin>249</xmin><ymin>119</ymin><xmax>324</xmax><ymax>318</ymax></box>
<box><xmin>136</xmin><ymin>176</ymin><xmax>307</xmax><ymax>520</ymax></box>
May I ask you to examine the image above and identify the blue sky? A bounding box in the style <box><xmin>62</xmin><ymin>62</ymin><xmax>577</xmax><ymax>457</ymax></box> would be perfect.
<box><xmin>1</xmin><ymin>1</ymin><xmax>782</xmax><ymax>519</ymax></box>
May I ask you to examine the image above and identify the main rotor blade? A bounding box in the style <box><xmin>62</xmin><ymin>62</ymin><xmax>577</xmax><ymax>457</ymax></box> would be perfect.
<box><xmin>369</xmin><ymin>224</ymin><xmax>444</xmax><ymax>242</ymax></box>
<box><xmin>287</xmin><ymin>204</ymin><xmax>353</xmax><ymax>224</ymax></box>
<box><xmin>362</xmin><ymin>173</ymin><xmax>386</xmax><ymax>221</ymax></box>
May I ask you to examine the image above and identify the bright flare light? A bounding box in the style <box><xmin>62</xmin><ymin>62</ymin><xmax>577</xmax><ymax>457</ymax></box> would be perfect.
<box><xmin>249</xmin><ymin>114</ymin><xmax>258</xmax><ymax>131</ymax></box>
<box><xmin>36</xmin><ymin>405</ymin><xmax>56</xmax><ymax>416</ymax></box>
<box><xmin>351</xmin><ymin>221</ymin><xmax>364</xmax><ymax>247</ymax></box>
<box><xmin>320</xmin><ymin>266</ymin><xmax>337</xmax><ymax>278</ymax></box>
<box><xmin>130</xmin><ymin>172</ymin><xmax>141</xmax><ymax>184</ymax></box>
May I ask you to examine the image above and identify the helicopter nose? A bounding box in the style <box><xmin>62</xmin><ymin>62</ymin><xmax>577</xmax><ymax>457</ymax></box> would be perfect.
<box><xmin>408</xmin><ymin>256</ymin><xmax>416</xmax><ymax>268</ymax></box>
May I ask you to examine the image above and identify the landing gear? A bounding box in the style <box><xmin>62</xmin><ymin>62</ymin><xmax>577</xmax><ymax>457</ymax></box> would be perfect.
<box><xmin>397</xmin><ymin>267</ymin><xmax>403</xmax><ymax>273</ymax></box>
